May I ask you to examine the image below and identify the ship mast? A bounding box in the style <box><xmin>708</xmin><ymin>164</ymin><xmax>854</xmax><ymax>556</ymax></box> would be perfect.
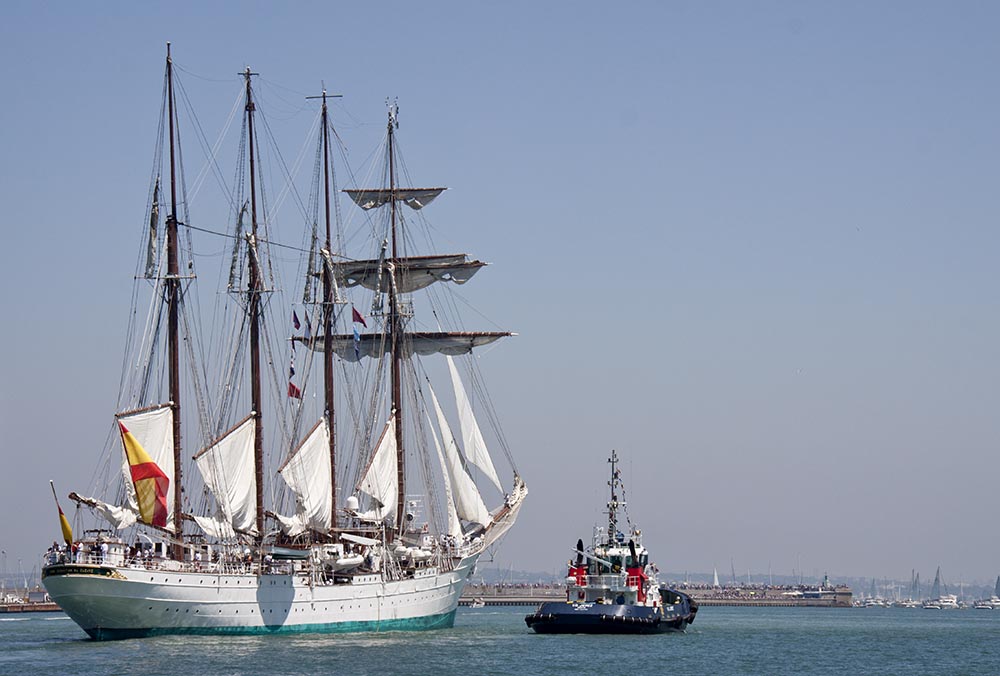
<box><xmin>387</xmin><ymin>104</ymin><xmax>406</xmax><ymax>531</ymax></box>
<box><xmin>243</xmin><ymin>66</ymin><xmax>265</xmax><ymax>540</ymax></box>
<box><xmin>165</xmin><ymin>42</ymin><xmax>184</xmax><ymax>551</ymax></box>
<box><xmin>320</xmin><ymin>90</ymin><xmax>339</xmax><ymax>532</ymax></box>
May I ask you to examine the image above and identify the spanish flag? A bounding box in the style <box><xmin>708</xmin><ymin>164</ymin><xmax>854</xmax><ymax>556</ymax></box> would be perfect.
<box><xmin>118</xmin><ymin>421</ymin><xmax>170</xmax><ymax>527</ymax></box>
<box><xmin>49</xmin><ymin>480</ymin><xmax>73</xmax><ymax>547</ymax></box>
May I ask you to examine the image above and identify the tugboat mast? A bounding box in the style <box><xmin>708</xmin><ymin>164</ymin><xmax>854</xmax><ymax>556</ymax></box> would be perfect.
<box><xmin>607</xmin><ymin>449</ymin><xmax>620</xmax><ymax>547</ymax></box>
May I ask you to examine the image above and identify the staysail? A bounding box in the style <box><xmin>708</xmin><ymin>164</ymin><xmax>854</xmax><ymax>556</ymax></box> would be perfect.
<box><xmin>193</xmin><ymin>415</ymin><xmax>257</xmax><ymax>536</ymax></box>
<box><xmin>447</xmin><ymin>356</ymin><xmax>502</xmax><ymax>492</ymax></box>
<box><xmin>426</xmin><ymin>409</ymin><xmax>463</xmax><ymax>540</ymax></box>
<box><xmin>356</xmin><ymin>419</ymin><xmax>398</xmax><ymax>522</ymax></box>
<box><xmin>276</xmin><ymin>418</ymin><xmax>333</xmax><ymax>536</ymax></box>
<box><xmin>427</xmin><ymin>382</ymin><xmax>492</xmax><ymax>526</ymax></box>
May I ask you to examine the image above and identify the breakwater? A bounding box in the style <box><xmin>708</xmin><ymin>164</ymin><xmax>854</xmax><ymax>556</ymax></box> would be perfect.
<box><xmin>460</xmin><ymin>584</ymin><xmax>853</xmax><ymax>607</ymax></box>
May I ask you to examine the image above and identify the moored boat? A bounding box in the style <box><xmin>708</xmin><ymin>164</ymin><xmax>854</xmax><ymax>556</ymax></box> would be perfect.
<box><xmin>525</xmin><ymin>451</ymin><xmax>696</xmax><ymax>634</ymax></box>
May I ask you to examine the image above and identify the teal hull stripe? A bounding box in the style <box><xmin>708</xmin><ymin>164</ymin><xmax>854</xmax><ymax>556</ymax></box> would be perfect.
<box><xmin>85</xmin><ymin>609</ymin><xmax>457</xmax><ymax>641</ymax></box>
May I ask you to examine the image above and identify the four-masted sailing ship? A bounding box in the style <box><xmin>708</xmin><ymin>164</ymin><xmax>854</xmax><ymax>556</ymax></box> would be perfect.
<box><xmin>41</xmin><ymin>45</ymin><xmax>525</xmax><ymax>640</ymax></box>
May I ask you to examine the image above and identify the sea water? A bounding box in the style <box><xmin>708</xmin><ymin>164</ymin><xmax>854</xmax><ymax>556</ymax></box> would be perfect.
<box><xmin>2</xmin><ymin>606</ymin><xmax>1000</xmax><ymax>676</ymax></box>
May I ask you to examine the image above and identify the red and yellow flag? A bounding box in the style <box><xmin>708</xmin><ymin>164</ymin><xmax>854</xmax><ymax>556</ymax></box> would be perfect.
<box><xmin>49</xmin><ymin>480</ymin><xmax>73</xmax><ymax>547</ymax></box>
<box><xmin>118</xmin><ymin>421</ymin><xmax>170</xmax><ymax>528</ymax></box>
<box><xmin>58</xmin><ymin>504</ymin><xmax>73</xmax><ymax>545</ymax></box>
<box><xmin>49</xmin><ymin>479</ymin><xmax>73</xmax><ymax>547</ymax></box>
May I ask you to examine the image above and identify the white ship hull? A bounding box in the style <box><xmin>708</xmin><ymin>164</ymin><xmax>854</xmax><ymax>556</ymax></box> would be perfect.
<box><xmin>43</xmin><ymin>554</ymin><xmax>479</xmax><ymax>640</ymax></box>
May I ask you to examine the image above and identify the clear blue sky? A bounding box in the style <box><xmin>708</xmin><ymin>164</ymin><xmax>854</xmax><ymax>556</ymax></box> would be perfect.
<box><xmin>2</xmin><ymin>1</ymin><xmax>999</xmax><ymax>585</ymax></box>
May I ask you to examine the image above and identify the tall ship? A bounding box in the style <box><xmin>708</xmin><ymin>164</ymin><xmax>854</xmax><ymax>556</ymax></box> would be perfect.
<box><xmin>525</xmin><ymin>451</ymin><xmax>695</xmax><ymax>634</ymax></box>
<box><xmin>41</xmin><ymin>46</ymin><xmax>525</xmax><ymax>639</ymax></box>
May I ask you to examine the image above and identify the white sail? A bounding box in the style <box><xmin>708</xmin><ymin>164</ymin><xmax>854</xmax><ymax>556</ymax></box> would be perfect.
<box><xmin>426</xmin><ymin>410</ymin><xmax>463</xmax><ymax>540</ymax></box>
<box><xmin>447</xmin><ymin>356</ymin><xmax>502</xmax><ymax>492</ymax></box>
<box><xmin>428</xmin><ymin>382</ymin><xmax>491</xmax><ymax>526</ymax></box>
<box><xmin>276</xmin><ymin>418</ymin><xmax>332</xmax><ymax>536</ymax></box>
<box><xmin>116</xmin><ymin>405</ymin><xmax>175</xmax><ymax>531</ymax></box>
<box><xmin>193</xmin><ymin>415</ymin><xmax>257</xmax><ymax>536</ymax></box>
<box><xmin>77</xmin><ymin>494</ymin><xmax>139</xmax><ymax>530</ymax></box>
<box><xmin>356</xmin><ymin>419</ymin><xmax>397</xmax><ymax>522</ymax></box>
<box><xmin>191</xmin><ymin>515</ymin><xmax>237</xmax><ymax>540</ymax></box>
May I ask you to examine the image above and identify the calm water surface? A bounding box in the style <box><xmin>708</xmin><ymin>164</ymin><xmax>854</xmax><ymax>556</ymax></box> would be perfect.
<box><xmin>3</xmin><ymin>606</ymin><xmax>999</xmax><ymax>676</ymax></box>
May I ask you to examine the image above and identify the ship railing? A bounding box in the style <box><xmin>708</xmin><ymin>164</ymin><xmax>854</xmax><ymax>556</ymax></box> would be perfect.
<box><xmin>583</xmin><ymin>573</ymin><xmax>632</xmax><ymax>590</ymax></box>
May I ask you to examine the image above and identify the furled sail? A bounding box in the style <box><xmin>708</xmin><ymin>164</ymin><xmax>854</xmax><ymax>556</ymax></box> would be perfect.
<box><xmin>426</xmin><ymin>409</ymin><xmax>463</xmax><ymax>540</ymax></box>
<box><xmin>297</xmin><ymin>331</ymin><xmax>511</xmax><ymax>361</ymax></box>
<box><xmin>447</xmin><ymin>356</ymin><xmax>503</xmax><ymax>492</ymax></box>
<box><xmin>276</xmin><ymin>418</ymin><xmax>332</xmax><ymax>536</ymax></box>
<box><xmin>193</xmin><ymin>415</ymin><xmax>257</xmax><ymax>536</ymax></box>
<box><xmin>355</xmin><ymin>419</ymin><xmax>397</xmax><ymax>522</ymax></box>
<box><xmin>331</xmin><ymin>254</ymin><xmax>485</xmax><ymax>294</ymax></box>
<box><xmin>74</xmin><ymin>494</ymin><xmax>139</xmax><ymax>530</ymax></box>
<box><xmin>145</xmin><ymin>177</ymin><xmax>159</xmax><ymax>278</ymax></box>
<box><xmin>344</xmin><ymin>187</ymin><xmax>445</xmax><ymax>211</ymax></box>
<box><xmin>428</xmin><ymin>382</ymin><xmax>491</xmax><ymax>526</ymax></box>
<box><xmin>115</xmin><ymin>404</ymin><xmax>175</xmax><ymax>531</ymax></box>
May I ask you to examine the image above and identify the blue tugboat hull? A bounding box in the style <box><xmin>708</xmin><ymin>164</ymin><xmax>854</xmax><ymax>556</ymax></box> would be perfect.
<box><xmin>525</xmin><ymin>589</ymin><xmax>697</xmax><ymax>634</ymax></box>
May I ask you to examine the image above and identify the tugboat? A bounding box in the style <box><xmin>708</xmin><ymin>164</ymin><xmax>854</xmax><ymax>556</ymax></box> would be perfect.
<box><xmin>525</xmin><ymin>451</ymin><xmax>697</xmax><ymax>634</ymax></box>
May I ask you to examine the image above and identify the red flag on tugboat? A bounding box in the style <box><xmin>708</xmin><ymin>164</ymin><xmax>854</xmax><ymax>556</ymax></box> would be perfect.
<box><xmin>118</xmin><ymin>422</ymin><xmax>170</xmax><ymax>528</ymax></box>
<box><xmin>352</xmin><ymin>306</ymin><xmax>367</xmax><ymax>327</ymax></box>
<box><xmin>288</xmin><ymin>381</ymin><xmax>302</xmax><ymax>399</ymax></box>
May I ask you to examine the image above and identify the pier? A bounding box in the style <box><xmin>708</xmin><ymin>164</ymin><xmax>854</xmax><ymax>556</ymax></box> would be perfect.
<box><xmin>0</xmin><ymin>602</ymin><xmax>61</xmax><ymax>613</ymax></box>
